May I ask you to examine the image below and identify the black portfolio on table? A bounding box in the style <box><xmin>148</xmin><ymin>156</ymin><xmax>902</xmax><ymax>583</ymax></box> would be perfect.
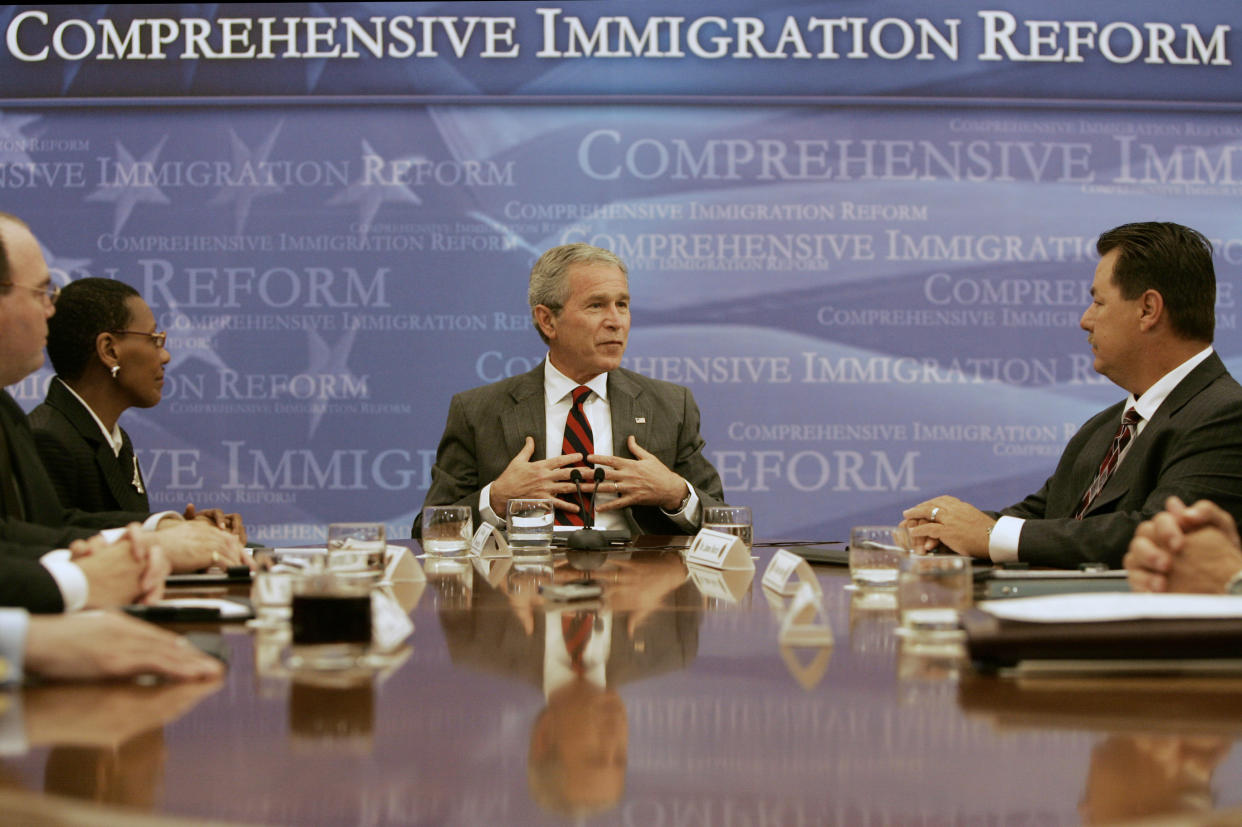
<box><xmin>963</xmin><ymin>608</ymin><xmax>1242</xmax><ymax>672</ymax></box>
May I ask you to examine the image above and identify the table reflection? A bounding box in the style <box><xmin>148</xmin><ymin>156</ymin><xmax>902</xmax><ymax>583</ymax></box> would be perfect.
<box><xmin>1081</xmin><ymin>734</ymin><xmax>1233</xmax><ymax>824</ymax></box>
<box><xmin>3</xmin><ymin>679</ymin><xmax>220</xmax><ymax>810</ymax></box>
<box><xmin>3</xmin><ymin>546</ymin><xmax>1242</xmax><ymax>825</ymax></box>
<box><xmin>440</xmin><ymin>550</ymin><xmax>702</xmax><ymax>818</ymax></box>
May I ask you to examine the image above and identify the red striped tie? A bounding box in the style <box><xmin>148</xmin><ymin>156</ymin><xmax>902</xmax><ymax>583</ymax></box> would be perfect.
<box><xmin>561</xmin><ymin>611</ymin><xmax>595</xmax><ymax>675</ymax></box>
<box><xmin>557</xmin><ymin>385</ymin><xmax>594</xmax><ymax>526</ymax></box>
<box><xmin>1073</xmin><ymin>407</ymin><xmax>1142</xmax><ymax>520</ymax></box>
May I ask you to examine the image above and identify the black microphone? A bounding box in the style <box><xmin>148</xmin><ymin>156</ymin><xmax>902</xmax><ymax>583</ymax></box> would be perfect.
<box><xmin>591</xmin><ymin>466</ymin><xmax>606</xmax><ymax>525</ymax></box>
<box><xmin>570</xmin><ymin>468</ymin><xmax>587</xmax><ymax>525</ymax></box>
<box><xmin>567</xmin><ymin>468</ymin><xmax>603</xmax><ymax>550</ymax></box>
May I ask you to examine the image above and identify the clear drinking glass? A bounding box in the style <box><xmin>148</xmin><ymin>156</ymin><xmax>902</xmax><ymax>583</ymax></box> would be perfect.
<box><xmin>506</xmin><ymin>498</ymin><xmax>555</xmax><ymax>557</ymax></box>
<box><xmin>848</xmin><ymin>525</ymin><xmax>912</xmax><ymax>588</ymax></box>
<box><xmin>421</xmin><ymin>506</ymin><xmax>472</xmax><ymax>557</ymax></box>
<box><xmin>702</xmin><ymin>505</ymin><xmax>753</xmax><ymax>550</ymax></box>
<box><xmin>249</xmin><ymin>550</ymin><xmax>298</xmax><ymax>629</ymax></box>
<box><xmin>326</xmin><ymin>522</ymin><xmax>387</xmax><ymax>579</ymax></box>
<box><xmin>897</xmin><ymin>554</ymin><xmax>972</xmax><ymax>635</ymax></box>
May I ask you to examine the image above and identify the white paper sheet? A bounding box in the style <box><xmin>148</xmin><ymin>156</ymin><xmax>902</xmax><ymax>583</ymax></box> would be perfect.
<box><xmin>979</xmin><ymin>592</ymin><xmax>1242</xmax><ymax>623</ymax></box>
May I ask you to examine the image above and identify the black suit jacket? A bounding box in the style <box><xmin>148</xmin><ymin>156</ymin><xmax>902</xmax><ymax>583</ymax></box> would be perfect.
<box><xmin>0</xmin><ymin>390</ymin><xmax>148</xmax><ymax>550</ymax></box>
<box><xmin>29</xmin><ymin>378</ymin><xmax>151</xmax><ymax>514</ymax></box>
<box><xmin>0</xmin><ymin>538</ymin><xmax>65</xmax><ymax>612</ymax></box>
<box><xmin>995</xmin><ymin>352</ymin><xmax>1242</xmax><ymax>567</ymax></box>
<box><xmin>416</xmin><ymin>363</ymin><xmax>727</xmax><ymax>537</ymax></box>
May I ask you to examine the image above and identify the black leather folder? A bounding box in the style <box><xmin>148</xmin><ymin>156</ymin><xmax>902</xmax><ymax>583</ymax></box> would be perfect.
<box><xmin>963</xmin><ymin>607</ymin><xmax>1242</xmax><ymax>673</ymax></box>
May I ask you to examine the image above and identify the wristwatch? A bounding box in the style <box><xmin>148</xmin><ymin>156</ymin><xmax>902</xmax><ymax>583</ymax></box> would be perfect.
<box><xmin>1226</xmin><ymin>568</ymin><xmax>1242</xmax><ymax>596</ymax></box>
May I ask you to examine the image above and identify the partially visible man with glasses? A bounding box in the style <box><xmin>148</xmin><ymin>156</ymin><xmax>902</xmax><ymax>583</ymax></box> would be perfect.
<box><xmin>0</xmin><ymin>210</ymin><xmax>245</xmax><ymax>617</ymax></box>
<box><xmin>29</xmin><ymin>276</ymin><xmax>244</xmax><ymax>541</ymax></box>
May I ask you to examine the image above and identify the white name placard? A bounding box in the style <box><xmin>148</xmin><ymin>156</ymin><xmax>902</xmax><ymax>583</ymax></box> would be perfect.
<box><xmin>685</xmin><ymin>528</ymin><xmax>754</xmax><ymax>571</ymax></box>
<box><xmin>761</xmin><ymin>548</ymin><xmax>822</xmax><ymax>597</ymax></box>
<box><xmin>778</xmin><ymin>582</ymin><xmax>834</xmax><ymax>646</ymax></box>
<box><xmin>470</xmin><ymin>523</ymin><xmax>511</xmax><ymax>558</ymax></box>
<box><xmin>384</xmin><ymin>545</ymin><xmax>425</xmax><ymax>584</ymax></box>
<box><xmin>372</xmin><ymin>586</ymin><xmax>415</xmax><ymax>652</ymax></box>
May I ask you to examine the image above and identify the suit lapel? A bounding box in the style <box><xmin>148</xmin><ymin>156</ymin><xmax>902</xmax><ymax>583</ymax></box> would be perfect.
<box><xmin>608</xmin><ymin>370</ymin><xmax>651</xmax><ymax>459</ymax></box>
<box><xmin>501</xmin><ymin>364</ymin><xmax>548</xmax><ymax>460</ymax></box>
<box><xmin>1083</xmin><ymin>353</ymin><xmax>1225</xmax><ymax>515</ymax></box>
<box><xmin>47</xmin><ymin>380</ymin><xmax>146</xmax><ymax>512</ymax></box>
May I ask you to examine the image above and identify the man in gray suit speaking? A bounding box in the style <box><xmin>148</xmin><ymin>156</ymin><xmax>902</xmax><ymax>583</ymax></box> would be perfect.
<box><xmin>902</xmin><ymin>222</ymin><xmax>1242</xmax><ymax>569</ymax></box>
<box><xmin>416</xmin><ymin>243</ymin><xmax>726</xmax><ymax>537</ymax></box>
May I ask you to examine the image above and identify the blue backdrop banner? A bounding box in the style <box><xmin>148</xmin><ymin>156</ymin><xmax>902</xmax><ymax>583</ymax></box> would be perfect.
<box><xmin>2</xmin><ymin>2</ymin><xmax>1240</xmax><ymax>543</ymax></box>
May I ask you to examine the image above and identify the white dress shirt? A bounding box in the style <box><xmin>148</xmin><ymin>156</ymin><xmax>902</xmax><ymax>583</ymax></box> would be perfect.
<box><xmin>989</xmin><ymin>346</ymin><xmax>1215</xmax><ymax>562</ymax></box>
<box><xmin>479</xmin><ymin>359</ymin><xmax>699</xmax><ymax>530</ymax></box>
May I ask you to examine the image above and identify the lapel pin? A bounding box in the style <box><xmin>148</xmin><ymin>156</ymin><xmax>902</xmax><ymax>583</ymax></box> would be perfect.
<box><xmin>635</xmin><ymin>417</ymin><xmax>646</xmax><ymax>424</ymax></box>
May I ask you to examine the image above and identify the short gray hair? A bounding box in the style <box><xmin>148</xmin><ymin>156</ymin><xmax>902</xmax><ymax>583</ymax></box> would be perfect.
<box><xmin>528</xmin><ymin>244</ymin><xmax>627</xmax><ymax>344</ymax></box>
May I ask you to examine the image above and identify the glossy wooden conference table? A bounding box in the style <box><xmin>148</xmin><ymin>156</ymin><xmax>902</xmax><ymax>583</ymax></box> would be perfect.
<box><xmin>2</xmin><ymin>540</ymin><xmax>1242</xmax><ymax>826</ymax></box>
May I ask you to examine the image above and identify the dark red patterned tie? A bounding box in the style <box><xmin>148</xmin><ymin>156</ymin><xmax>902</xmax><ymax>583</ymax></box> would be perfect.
<box><xmin>557</xmin><ymin>385</ymin><xmax>594</xmax><ymax>526</ymax></box>
<box><xmin>1073</xmin><ymin>407</ymin><xmax>1142</xmax><ymax>520</ymax></box>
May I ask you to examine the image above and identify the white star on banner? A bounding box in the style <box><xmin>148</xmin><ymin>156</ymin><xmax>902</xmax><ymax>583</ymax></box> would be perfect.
<box><xmin>86</xmin><ymin>138</ymin><xmax>171</xmax><ymax>235</ymax></box>
<box><xmin>160</xmin><ymin>305</ymin><xmax>233</xmax><ymax>376</ymax></box>
<box><xmin>327</xmin><ymin>139</ymin><xmax>423</xmax><ymax>238</ymax></box>
<box><xmin>207</xmin><ymin>123</ymin><xmax>285</xmax><ymax>234</ymax></box>
<box><xmin>303</xmin><ymin>328</ymin><xmax>360</xmax><ymax>439</ymax></box>
<box><xmin>0</xmin><ymin>110</ymin><xmax>41</xmax><ymax>164</ymax></box>
<box><xmin>41</xmin><ymin>244</ymin><xmax>91</xmax><ymax>288</ymax></box>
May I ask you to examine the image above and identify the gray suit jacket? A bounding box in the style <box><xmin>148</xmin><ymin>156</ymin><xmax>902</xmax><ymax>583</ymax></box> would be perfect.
<box><xmin>995</xmin><ymin>352</ymin><xmax>1242</xmax><ymax>567</ymax></box>
<box><xmin>415</xmin><ymin>364</ymin><xmax>726</xmax><ymax>537</ymax></box>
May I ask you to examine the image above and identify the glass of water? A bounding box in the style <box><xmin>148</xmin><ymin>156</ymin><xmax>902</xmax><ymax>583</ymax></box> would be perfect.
<box><xmin>326</xmin><ymin>522</ymin><xmax>387</xmax><ymax>580</ymax></box>
<box><xmin>897</xmin><ymin>554</ymin><xmax>971</xmax><ymax>635</ymax></box>
<box><xmin>506</xmin><ymin>498</ymin><xmax>554</xmax><ymax>558</ymax></box>
<box><xmin>420</xmin><ymin>506</ymin><xmax>472</xmax><ymax>557</ymax></box>
<box><xmin>848</xmin><ymin>525</ymin><xmax>912</xmax><ymax>588</ymax></box>
<box><xmin>702</xmin><ymin>505</ymin><xmax>753</xmax><ymax>550</ymax></box>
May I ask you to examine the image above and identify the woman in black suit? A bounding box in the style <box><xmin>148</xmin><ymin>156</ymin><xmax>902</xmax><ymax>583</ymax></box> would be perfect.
<box><xmin>28</xmin><ymin>278</ymin><xmax>244</xmax><ymax>540</ymax></box>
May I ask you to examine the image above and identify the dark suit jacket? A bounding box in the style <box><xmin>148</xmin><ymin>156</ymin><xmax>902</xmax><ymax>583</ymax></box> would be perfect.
<box><xmin>415</xmin><ymin>364</ymin><xmax>726</xmax><ymax>537</ymax></box>
<box><xmin>0</xmin><ymin>538</ymin><xmax>65</xmax><ymax>612</ymax></box>
<box><xmin>995</xmin><ymin>352</ymin><xmax>1242</xmax><ymax>568</ymax></box>
<box><xmin>0</xmin><ymin>389</ymin><xmax>148</xmax><ymax>552</ymax></box>
<box><xmin>29</xmin><ymin>378</ymin><xmax>151</xmax><ymax>514</ymax></box>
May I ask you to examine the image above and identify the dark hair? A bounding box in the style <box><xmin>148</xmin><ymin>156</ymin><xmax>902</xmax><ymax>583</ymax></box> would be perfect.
<box><xmin>1096</xmin><ymin>221</ymin><xmax>1215</xmax><ymax>342</ymax></box>
<box><xmin>46</xmin><ymin>278</ymin><xmax>142</xmax><ymax>380</ymax></box>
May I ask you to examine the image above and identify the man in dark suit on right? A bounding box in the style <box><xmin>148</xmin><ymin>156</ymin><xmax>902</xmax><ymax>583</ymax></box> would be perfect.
<box><xmin>903</xmin><ymin>221</ymin><xmax>1242</xmax><ymax>568</ymax></box>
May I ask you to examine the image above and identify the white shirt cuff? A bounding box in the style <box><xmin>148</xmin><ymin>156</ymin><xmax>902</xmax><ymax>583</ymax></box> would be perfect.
<box><xmin>988</xmin><ymin>516</ymin><xmax>1023</xmax><ymax>563</ymax></box>
<box><xmin>97</xmin><ymin>512</ymin><xmax>180</xmax><ymax>545</ymax></box>
<box><xmin>477</xmin><ymin>483</ymin><xmax>503</xmax><ymax>527</ymax></box>
<box><xmin>144</xmin><ymin>511</ymin><xmax>181</xmax><ymax>530</ymax></box>
<box><xmin>39</xmin><ymin>550</ymin><xmax>89</xmax><ymax>612</ymax></box>
<box><xmin>661</xmin><ymin>479</ymin><xmax>700</xmax><ymax>531</ymax></box>
<box><xmin>0</xmin><ymin>608</ymin><xmax>29</xmax><ymax>687</ymax></box>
